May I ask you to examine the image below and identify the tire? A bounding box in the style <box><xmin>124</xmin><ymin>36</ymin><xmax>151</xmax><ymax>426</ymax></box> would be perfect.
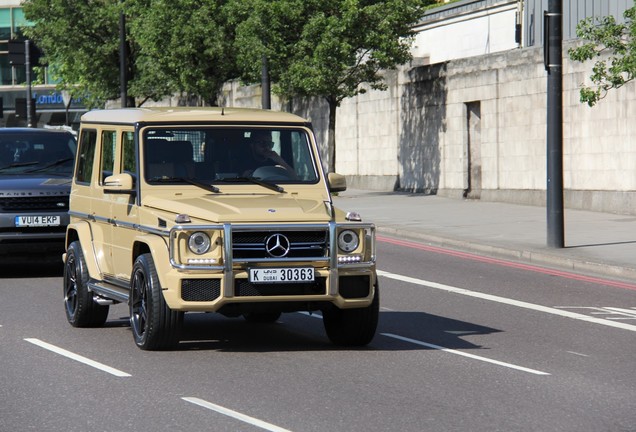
<box><xmin>130</xmin><ymin>253</ymin><xmax>183</xmax><ymax>350</ymax></box>
<box><xmin>63</xmin><ymin>241</ymin><xmax>109</xmax><ymax>327</ymax></box>
<box><xmin>243</xmin><ymin>312</ymin><xmax>282</xmax><ymax>323</ymax></box>
<box><xmin>323</xmin><ymin>283</ymin><xmax>379</xmax><ymax>346</ymax></box>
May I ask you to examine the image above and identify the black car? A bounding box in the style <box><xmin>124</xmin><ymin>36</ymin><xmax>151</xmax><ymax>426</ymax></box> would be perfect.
<box><xmin>0</xmin><ymin>128</ymin><xmax>77</xmax><ymax>259</ymax></box>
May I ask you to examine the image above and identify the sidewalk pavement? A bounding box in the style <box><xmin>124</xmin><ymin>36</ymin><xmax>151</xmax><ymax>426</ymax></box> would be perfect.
<box><xmin>332</xmin><ymin>189</ymin><xmax>636</xmax><ymax>283</ymax></box>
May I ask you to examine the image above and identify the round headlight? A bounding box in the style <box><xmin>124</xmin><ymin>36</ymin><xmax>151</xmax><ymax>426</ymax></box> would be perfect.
<box><xmin>338</xmin><ymin>229</ymin><xmax>359</xmax><ymax>253</ymax></box>
<box><xmin>188</xmin><ymin>231</ymin><xmax>211</xmax><ymax>255</ymax></box>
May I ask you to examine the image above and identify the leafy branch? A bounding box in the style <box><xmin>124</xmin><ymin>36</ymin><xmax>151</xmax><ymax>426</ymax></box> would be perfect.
<box><xmin>568</xmin><ymin>6</ymin><xmax>636</xmax><ymax>106</ymax></box>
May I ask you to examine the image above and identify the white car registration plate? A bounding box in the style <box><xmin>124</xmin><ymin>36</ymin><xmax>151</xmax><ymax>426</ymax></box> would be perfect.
<box><xmin>249</xmin><ymin>267</ymin><xmax>315</xmax><ymax>284</ymax></box>
<box><xmin>15</xmin><ymin>215</ymin><xmax>61</xmax><ymax>227</ymax></box>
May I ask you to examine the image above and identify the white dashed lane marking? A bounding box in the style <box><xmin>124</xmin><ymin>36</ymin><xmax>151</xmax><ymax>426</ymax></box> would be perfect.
<box><xmin>378</xmin><ymin>270</ymin><xmax>636</xmax><ymax>332</ymax></box>
<box><xmin>24</xmin><ymin>338</ymin><xmax>131</xmax><ymax>377</ymax></box>
<box><xmin>183</xmin><ymin>397</ymin><xmax>293</xmax><ymax>432</ymax></box>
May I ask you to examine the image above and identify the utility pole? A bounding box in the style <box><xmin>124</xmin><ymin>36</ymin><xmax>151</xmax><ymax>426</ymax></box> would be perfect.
<box><xmin>25</xmin><ymin>39</ymin><xmax>33</xmax><ymax>128</ymax></box>
<box><xmin>119</xmin><ymin>5</ymin><xmax>127</xmax><ymax>108</ymax></box>
<box><xmin>261</xmin><ymin>55</ymin><xmax>271</xmax><ymax>110</ymax></box>
<box><xmin>544</xmin><ymin>0</ymin><xmax>564</xmax><ymax>248</ymax></box>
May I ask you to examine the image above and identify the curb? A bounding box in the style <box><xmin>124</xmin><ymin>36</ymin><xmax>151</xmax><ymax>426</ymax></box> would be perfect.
<box><xmin>376</xmin><ymin>226</ymin><xmax>636</xmax><ymax>284</ymax></box>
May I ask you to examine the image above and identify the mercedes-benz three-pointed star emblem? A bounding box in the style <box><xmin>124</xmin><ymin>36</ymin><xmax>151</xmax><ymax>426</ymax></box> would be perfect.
<box><xmin>265</xmin><ymin>233</ymin><xmax>291</xmax><ymax>257</ymax></box>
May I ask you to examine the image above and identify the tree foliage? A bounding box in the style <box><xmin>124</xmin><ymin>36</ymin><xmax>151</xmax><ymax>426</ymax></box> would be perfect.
<box><xmin>568</xmin><ymin>4</ymin><xmax>636</xmax><ymax>107</ymax></box>
<box><xmin>23</xmin><ymin>0</ymin><xmax>429</xmax><ymax>171</ymax></box>
<box><xmin>279</xmin><ymin>0</ymin><xmax>422</xmax><ymax>105</ymax></box>
<box><xmin>225</xmin><ymin>0</ymin><xmax>305</xmax><ymax>85</ymax></box>
<box><xmin>127</xmin><ymin>0</ymin><xmax>236</xmax><ymax>105</ymax></box>
<box><xmin>228</xmin><ymin>0</ymin><xmax>431</xmax><ymax>171</ymax></box>
<box><xmin>22</xmin><ymin>0</ymin><xmax>124</xmax><ymax>108</ymax></box>
<box><xmin>23</xmin><ymin>0</ymin><xmax>236</xmax><ymax>107</ymax></box>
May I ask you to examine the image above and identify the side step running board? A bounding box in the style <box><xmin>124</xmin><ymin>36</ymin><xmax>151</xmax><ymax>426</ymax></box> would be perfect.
<box><xmin>88</xmin><ymin>281</ymin><xmax>129</xmax><ymax>304</ymax></box>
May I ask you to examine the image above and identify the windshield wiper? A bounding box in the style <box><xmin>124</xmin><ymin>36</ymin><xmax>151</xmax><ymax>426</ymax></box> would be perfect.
<box><xmin>148</xmin><ymin>176</ymin><xmax>220</xmax><ymax>193</ymax></box>
<box><xmin>24</xmin><ymin>157</ymin><xmax>74</xmax><ymax>173</ymax></box>
<box><xmin>217</xmin><ymin>176</ymin><xmax>284</xmax><ymax>193</ymax></box>
<box><xmin>0</xmin><ymin>161</ymin><xmax>39</xmax><ymax>172</ymax></box>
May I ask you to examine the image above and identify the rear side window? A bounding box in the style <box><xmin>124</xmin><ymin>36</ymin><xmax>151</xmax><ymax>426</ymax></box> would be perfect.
<box><xmin>100</xmin><ymin>130</ymin><xmax>116</xmax><ymax>184</ymax></box>
<box><xmin>122</xmin><ymin>131</ymin><xmax>136</xmax><ymax>174</ymax></box>
<box><xmin>76</xmin><ymin>129</ymin><xmax>97</xmax><ymax>184</ymax></box>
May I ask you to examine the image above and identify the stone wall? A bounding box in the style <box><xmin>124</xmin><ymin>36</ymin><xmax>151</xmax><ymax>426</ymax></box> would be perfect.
<box><xmin>221</xmin><ymin>41</ymin><xmax>636</xmax><ymax>215</ymax></box>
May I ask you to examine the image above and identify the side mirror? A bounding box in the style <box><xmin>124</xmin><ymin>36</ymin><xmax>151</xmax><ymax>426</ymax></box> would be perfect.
<box><xmin>327</xmin><ymin>172</ymin><xmax>347</xmax><ymax>193</ymax></box>
<box><xmin>104</xmin><ymin>173</ymin><xmax>135</xmax><ymax>195</ymax></box>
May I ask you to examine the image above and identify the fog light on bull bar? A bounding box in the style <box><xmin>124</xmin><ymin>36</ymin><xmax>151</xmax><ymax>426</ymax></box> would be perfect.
<box><xmin>187</xmin><ymin>258</ymin><xmax>218</xmax><ymax>265</ymax></box>
<box><xmin>338</xmin><ymin>254</ymin><xmax>362</xmax><ymax>264</ymax></box>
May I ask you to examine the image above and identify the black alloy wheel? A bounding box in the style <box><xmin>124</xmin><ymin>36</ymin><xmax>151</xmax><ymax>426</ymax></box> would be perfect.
<box><xmin>130</xmin><ymin>253</ymin><xmax>182</xmax><ymax>350</ymax></box>
<box><xmin>63</xmin><ymin>241</ymin><xmax>109</xmax><ymax>327</ymax></box>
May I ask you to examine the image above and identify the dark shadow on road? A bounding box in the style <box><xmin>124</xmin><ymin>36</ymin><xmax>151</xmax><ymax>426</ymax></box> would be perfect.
<box><xmin>159</xmin><ymin>310</ymin><xmax>502</xmax><ymax>353</ymax></box>
<box><xmin>0</xmin><ymin>256</ymin><xmax>63</xmax><ymax>278</ymax></box>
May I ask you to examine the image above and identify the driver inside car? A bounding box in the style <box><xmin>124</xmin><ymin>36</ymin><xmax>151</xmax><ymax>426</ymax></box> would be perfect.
<box><xmin>241</xmin><ymin>131</ymin><xmax>297</xmax><ymax>178</ymax></box>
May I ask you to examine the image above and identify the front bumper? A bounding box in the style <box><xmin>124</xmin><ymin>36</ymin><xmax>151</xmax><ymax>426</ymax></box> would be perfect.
<box><xmin>160</xmin><ymin>222</ymin><xmax>377</xmax><ymax>312</ymax></box>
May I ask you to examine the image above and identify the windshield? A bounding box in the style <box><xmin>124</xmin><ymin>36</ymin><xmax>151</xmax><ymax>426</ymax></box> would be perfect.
<box><xmin>143</xmin><ymin>127</ymin><xmax>320</xmax><ymax>186</ymax></box>
<box><xmin>0</xmin><ymin>131</ymin><xmax>77</xmax><ymax>175</ymax></box>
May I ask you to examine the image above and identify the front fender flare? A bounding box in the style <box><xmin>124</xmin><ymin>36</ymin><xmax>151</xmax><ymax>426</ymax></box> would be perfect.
<box><xmin>132</xmin><ymin>234</ymin><xmax>171</xmax><ymax>289</ymax></box>
<box><xmin>65</xmin><ymin>221</ymin><xmax>100</xmax><ymax>280</ymax></box>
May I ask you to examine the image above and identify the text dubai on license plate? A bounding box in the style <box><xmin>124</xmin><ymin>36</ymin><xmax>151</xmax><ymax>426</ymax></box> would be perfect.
<box><xmin>15</xmin><ymin>215</ymin><xmax>61</xmax><ymax>227</ymax></box>
<box><xmin>249</xmin><ymin>267</ymin><xmax>314</xmax><ymax>283</ymax></box>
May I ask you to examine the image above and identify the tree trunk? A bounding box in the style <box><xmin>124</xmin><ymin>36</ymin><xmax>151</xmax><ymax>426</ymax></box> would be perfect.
<box><xmin>327</xmin><ymin>98</ymin><xmax>338</xmax><ymax>173</ymax></box>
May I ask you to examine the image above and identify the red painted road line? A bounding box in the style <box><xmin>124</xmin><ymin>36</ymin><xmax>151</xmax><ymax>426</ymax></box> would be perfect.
<box><xmin>378</xmin><ymin>235</ymin><xmax>636</xmax><ymax>291</ymax></box>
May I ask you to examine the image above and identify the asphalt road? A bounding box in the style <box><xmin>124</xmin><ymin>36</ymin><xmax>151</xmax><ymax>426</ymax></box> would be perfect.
<box><xmin>1</xmin><ymin>238</ymin><xmax>635</xmax><ymax>432</ymax></box>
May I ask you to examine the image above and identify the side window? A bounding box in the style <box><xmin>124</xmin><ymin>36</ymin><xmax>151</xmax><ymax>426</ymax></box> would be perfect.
<box><xmin>121</xmin><ymin>131</ymin><xmax>136</xmax><ymax>174</ymax></box>
<box><xmin>100</xmin><ymin>130</ymin><xmax>116</xmax><ymax>184</ymax></box>
<box><xmin>76</xmin><ymin>129</ymin><xmax>97</xmax><ymax>184</ymax></box>
<box><xmin>290</xmin><ymin>131</ymin><xmax>318</xmax><ymax>182</ymax></box>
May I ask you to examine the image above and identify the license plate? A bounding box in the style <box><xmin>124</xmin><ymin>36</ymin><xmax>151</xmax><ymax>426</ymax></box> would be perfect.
<box><xmin>15</xmin><ymin>215</ymin><xmax>61</xmax><ymax>227</ymax></box>
<box><xmin>249</xmin><ymin>267</ymin><xmax>315</xmax><ymax>283</ymax></box>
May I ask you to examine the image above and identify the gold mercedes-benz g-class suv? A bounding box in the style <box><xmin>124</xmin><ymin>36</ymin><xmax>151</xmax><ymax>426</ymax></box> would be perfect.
<box><xmin>63</xmin><ymin>107</ymin><xmax>378</xmax><ymax>350</ymax></box>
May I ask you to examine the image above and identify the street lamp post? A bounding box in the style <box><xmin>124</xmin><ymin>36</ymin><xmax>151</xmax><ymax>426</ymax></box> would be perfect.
<box><xmin>544</xmin><ymin>0</ymin><xmax>564</xmax><ymax>248</ymax></box>
<box><xmin>261</xmin><ymin>55</ymin><xmax>271</xmax><ymax>110</ymax></box>
<box><xmin>119</xmin><ymin>6</ymin><xmax>127</xmax><ymax>108</ymax></box>
<box><xmin>25</xmin><ymin>39</ymin><xmax>33</xmax><ymax>127</ymax></box>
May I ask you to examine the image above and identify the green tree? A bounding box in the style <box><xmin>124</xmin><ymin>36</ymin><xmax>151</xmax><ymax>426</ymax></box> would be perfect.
<box><xmin>225</xmin><ymin>0</ymin><xmax>305</xmax><ymax>84</ymax></box>
<box><xmin>22</xmin><ymin>0</ymin><xmax>127</xmax><ymax>108</ymax></box>
<box><xmin>23</xmin><ymin>0</ymin><xmax>236</xmax><ymax>108</ymax></box>
<box><xmin>127</xmin><ymin>0</ymin><xmax>237</xmax><ymax>106</ymax></box>
<box><xmin>229</xmin><ymin>0</ymin><xmax>430</xmax><ymax>172</ymax></box>
<box><xmin>568</xmin><ymin>4</ymin><xmax>636</xmax><ymax>107</ymax></box>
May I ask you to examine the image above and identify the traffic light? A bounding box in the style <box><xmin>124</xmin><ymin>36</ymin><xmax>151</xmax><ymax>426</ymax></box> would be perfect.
<box><xmin>8</xmin><ymin>39</ymin><xmax>43</xmax><ymax>66</ymax></box>
<box><xmin>15</xmin><ymin>98</ymin><xmax>36</xmax><ymax>120</ymax></box>
<box><xmin>8</xmin><ymin>39</ymin><xmax>25</xmax><ymax>65</ymax></box>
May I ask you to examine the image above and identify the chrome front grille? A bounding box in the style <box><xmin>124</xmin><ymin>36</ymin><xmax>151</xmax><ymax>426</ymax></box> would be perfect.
<box><xmin>232</xmin><ymin>230</ymin><xmax>328</xmax><ymax>259</ymax></box>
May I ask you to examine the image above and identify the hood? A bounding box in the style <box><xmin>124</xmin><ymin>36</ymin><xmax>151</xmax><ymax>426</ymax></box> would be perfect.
<box><xmin>143</xmin><ymin>194</ymin><xmax>331</xmax><ymax>223</ymax></box>
<box><xmin>144</xmin><ymin>193</ymin><xmax>332</xmax><ymax>224</ymax></box>
<box><xmin>0</xmin><ymin>174</ymin><xmax>71</xmax><ymax>197</ymax></box>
